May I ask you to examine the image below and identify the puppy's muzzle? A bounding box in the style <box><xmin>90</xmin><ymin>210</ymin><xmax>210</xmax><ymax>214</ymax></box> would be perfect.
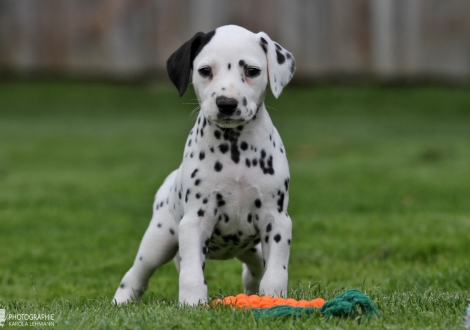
<box><xmin>216</xmin><ymin>96</ymin><xmax>238</xmax><ymax>116</ymax></box>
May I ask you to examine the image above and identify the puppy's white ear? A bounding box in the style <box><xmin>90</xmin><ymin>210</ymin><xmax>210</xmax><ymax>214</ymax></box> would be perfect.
<box><xmin>256</xmin><ymin>32</ymin><xmax>296</xmax><ymax>98</ymax></box>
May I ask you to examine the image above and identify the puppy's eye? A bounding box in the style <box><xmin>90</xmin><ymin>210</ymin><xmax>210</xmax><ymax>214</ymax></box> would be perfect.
<box><xmin>198</xmin><ymin>67</ymin><xmax>212</xmax><ymax>78</ymax></box>
<box><xmin>245</xmin><ymin>67</ymin><xmax>261</xmax><ymax>78</ymax></box>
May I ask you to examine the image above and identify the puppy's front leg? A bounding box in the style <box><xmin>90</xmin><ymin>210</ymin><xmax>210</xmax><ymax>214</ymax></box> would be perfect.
<box><xmin>259</xmin><ymin>212</ymin><xmax>292</xmax><ymax>297</ymax></box>
<box><xmin>178</xmin><ymin>213</ymin><xmax>212</xmax><ymax>305</ymax></box>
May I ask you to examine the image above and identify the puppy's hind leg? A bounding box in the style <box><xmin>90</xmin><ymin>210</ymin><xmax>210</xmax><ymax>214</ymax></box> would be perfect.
<box><xmin>113</xmin><ymin>207</ymin><xmax>178</xmax><ymax>304</ymax></box>
<box><xmin>237</xmin><ymin>245</ymin><xmax>264</xmax><ymax>295</ymax></box>
<box><xmin>113</xmin><ymin>172</ymin><xmax>179</xmax><ymax>304</ymax></box>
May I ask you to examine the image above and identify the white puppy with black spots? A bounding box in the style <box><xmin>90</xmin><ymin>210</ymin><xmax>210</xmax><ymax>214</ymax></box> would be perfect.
<box><xmin>113</xmin><ymin>25</ymin><xmax>296</xmax><ymax>305</ymax></box>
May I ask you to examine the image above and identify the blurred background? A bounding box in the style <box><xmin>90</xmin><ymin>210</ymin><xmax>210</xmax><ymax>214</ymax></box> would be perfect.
<box><xmin>1</xmin><ymin>0</ymin><xmax>470</xmax><ymax>83</ymax></box>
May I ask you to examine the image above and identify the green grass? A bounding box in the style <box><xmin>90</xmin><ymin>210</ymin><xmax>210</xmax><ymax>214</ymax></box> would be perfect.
<box><xmin>0</xmin><ymin>81</ymin><xmax>469</xmax><ymax>329</ymax></box>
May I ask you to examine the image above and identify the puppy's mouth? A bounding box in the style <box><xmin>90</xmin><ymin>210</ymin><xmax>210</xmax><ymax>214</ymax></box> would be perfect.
<box><xmin>212</xmin><ymin>118</ymin><xmax>246</xmax><ymax>128</ymax></box>
<box><xmin>210</xmin><ymin>111</ymin><xmax>246</xmax><ymax>128</ymax></box>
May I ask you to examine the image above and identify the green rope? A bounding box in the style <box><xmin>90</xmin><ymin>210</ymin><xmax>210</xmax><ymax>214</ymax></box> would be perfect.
<box><xmin>320</xmin><ymin>289</ymin><xmax>380</xmax><ymax>318</ymax></box>
<box><xmin>252</xmin><ymin>289</ymin><xmax>380</xmax><ymax>320</ymax></box>
<box><xmin>252</xmin><ymin>306</ymin><xmax>317</xmax><ymax>319</ymax></box>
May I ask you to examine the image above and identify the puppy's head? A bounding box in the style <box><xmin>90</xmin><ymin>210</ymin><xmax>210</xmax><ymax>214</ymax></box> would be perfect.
<box><xmin>167</xmin><ymin>25</ymin><xmax>295</xmax><ymax>128</ymax></box>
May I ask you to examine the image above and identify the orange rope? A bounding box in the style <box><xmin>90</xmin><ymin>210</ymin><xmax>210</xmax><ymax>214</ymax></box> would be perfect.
<box><xmin>212</xmin><ymin>294</ymin><xmax>325</xmax><ymax>310</ymax></box>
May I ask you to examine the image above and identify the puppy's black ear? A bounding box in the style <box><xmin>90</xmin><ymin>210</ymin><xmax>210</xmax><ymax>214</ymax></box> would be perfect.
<box><xmin>166</xmin><ymin>30</ymin><xmax>216</xmax><ymax>96</ymax></box>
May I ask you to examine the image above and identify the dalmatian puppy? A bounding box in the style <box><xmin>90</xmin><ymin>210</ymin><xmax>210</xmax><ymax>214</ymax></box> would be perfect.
<box><xmin>113</xmin><ymin>25</ymin><xmax>296</xmax><ymax>305</ymax></box>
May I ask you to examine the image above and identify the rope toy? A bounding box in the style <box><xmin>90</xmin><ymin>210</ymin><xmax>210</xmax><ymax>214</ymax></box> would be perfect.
<box><xmin>212</xmin><ymin>289</ymin><xmax>380</xmax><ymax>319</ymax></box>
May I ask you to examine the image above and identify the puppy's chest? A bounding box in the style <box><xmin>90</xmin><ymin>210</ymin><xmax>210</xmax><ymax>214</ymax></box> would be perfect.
<box><xmin>177</xmin><ymin>122</ymin><xmax>288</xmax><ymax>259</ymax></box>
<box><xmin>182</xmin><ymin>122</ymin><xmax>286</xmax><ymax>187</ymax></box>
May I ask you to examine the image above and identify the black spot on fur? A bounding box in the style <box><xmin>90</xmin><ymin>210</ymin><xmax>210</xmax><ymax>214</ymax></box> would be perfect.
<box><xmin>247</xmin><ymin>213</ymin><xmax>252</xmax><ymax>223</ymax></box>
<box><xmin>157</xmin><ymin>223</ymin><xmax>162</xmax><ymax>228</ymax></box>
<box><xmin>288</xmin><ymin>239</ymin><xmax>291</xmax><ymax>245</ymax></box>
<box><xmin>277</xmin><ymin>192</ymin><xmax>285</xmax><ymax>213</ymax></box>
<box><xmin>255</xmin><ymin>199</ymin><xmax>262</xmax><ymax>208</ymax></box>
<box><xmin>266</xmin><ymin>223</ymin><xmax>272</xmax><ymax>232</ymax></box>
<box><xmin>214</xmin><ymin>130</ymin><xmax>221</xmax><ymax>139</ymax></box>
<box><xmin>290</xmin><ymin>58</ymin><xmax>296</xmax><ymax>74</ymax></box>
<box><xmin>284</xmin><ymin>178</ymin><xmax>290</xmax><ymax>191</ymax></box>
<box><xmin>276</xmin><ymin>49</ymin><xmax>286</xmax><ymax>65</ymax></box>
<box><xmin>274</xmin><ymin>234</ymin><xmax>281</xmax><ymax>243</ymax></box>
<box><xmin>260</xmin><ymin>154</ymin><xmax>275</xmax><ymax>175</ymax></box>
<box><xmin>199</xmin><ymin>151</ymin><xmax>205</xmax><ymax>160</ymax></box>
<box><xmin>195</xmin><ymin>179</ymin><xmax>201</xmax><ymax>186</ymax></box>
<box><xmin>220</xmin><ymin>128</ymin><xmax>242</xmax><ymax>164</ymax></box>
<box><xmin>120</xmin><ymin>283</ymin><xmax>125</xmax><ymax>288</ymax></box>
<box><xmin>243</xmin><ymin>97</ymin><xmax>247</xmax><ymax>107</ymax></box>
<box><xmin>245</xmin><ymin>158</ymin><xmax>251</xmax><ymax>167</ymax></box>
<box><xmin>260</xmin><ymin>37</ymin><xmax>268</xmax><ymax>53</ymax></box>
<box><xmin>201</xmin><ymin>120</ymin><xmax>206</xmax><ymax>136</ymax></box>
<box><xmin>231</xmin><ymin>144</ymin><xmax>240</xmax><ymax>163</ymax></box>
<box><xmin>216</xmin><ymin>193</ymin><xmax>225</xmax><ymax>207</ymax></box>
<box><xmin>196</xmin><ymin>193</ymin><xmax>201</xmax><ymax>199</ymax></box>
<box><xmin>222</xmin><ymin>233</ymin><xmax>240</xmax><ymax>244</ymax></box>
<box><xmin>169</xmin><ymin>228</ymin><xmax>175</xmax><ymax>235</ymax></box>
<box><xmin>228</xmin><ymin>63</ymin><xmax>231</xmax><ymax>70</ymax></box>
<box><xmin>240</xmin><ymin>141</ymin><xmax>248</xmax><ymax>150</ymax></box>
<box><xmin>239</xmin><ymin>60</ymin><xmax>245</xmax><ymax>67</ymax></box>
<box><xmin>198</xmin><ymin>209</ymin><xmax>205</xmax><ymax>217</ymax></box>
<box><xmin>219</xmin><ymin>144</ymin><xmax>229</xmax><ymax>153</ymax></box>
<box><xmin>214</xmin><ymin>161</ymin><xmax>223</xmax><ymax>172</ymax></box>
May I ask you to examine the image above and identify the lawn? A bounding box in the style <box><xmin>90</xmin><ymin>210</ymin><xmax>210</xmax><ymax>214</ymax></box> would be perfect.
<box><xmin>0</xmin><ymin>81</ymin><xmax>469</xmax><ymax>329</ymax></box>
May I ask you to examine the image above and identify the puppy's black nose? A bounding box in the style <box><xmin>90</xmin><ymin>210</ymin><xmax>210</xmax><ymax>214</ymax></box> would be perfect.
<box><xmin>216</xmin><ymin>96</ymin><xmax>238</xmax><ymax>115</ymax></box>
